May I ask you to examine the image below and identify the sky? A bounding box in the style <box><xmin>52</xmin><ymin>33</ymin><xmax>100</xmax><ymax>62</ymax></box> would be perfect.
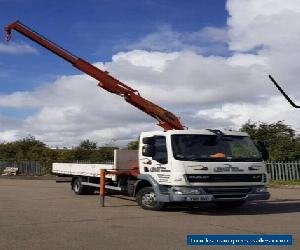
<box><xmin>0</xmin><ymin>0</ymin><xmax>300</xmax><ymax>147</ymax></box>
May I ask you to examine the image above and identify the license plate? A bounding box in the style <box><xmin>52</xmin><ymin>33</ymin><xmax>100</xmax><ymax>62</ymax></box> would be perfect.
<box><xmin>187</xmin><ymin>195</ymin><xmax>212</xmax><ymax>201</ymax></box>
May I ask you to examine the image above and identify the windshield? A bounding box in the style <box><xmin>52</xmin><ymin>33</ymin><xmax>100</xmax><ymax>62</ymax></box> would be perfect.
<box><xmin>171</xmin><ymin>134</ymin><xmax>262</xmax><ymax>162</ymax></box>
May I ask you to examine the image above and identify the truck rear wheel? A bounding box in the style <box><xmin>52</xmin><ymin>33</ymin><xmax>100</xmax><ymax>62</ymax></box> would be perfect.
<box><xmin>73</xmin><ymin>177</ymin><xmax>87</xmax><ymax>195</ymax></box>
<box><xmin>136</xmin><ymin>187</ymin><xmax>165</xmax><ymax>211</ymax></box>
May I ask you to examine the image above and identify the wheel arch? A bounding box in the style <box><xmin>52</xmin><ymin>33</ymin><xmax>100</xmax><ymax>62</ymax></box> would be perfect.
<box><xmin>134</xmin><ymin>174</ymin><xmax>160</xmax><ymax>196</ymax></box>
<box><xmin>133</xmin><ymin>179</ymin><xmax>152</xmax><ymax>197</ymax></box>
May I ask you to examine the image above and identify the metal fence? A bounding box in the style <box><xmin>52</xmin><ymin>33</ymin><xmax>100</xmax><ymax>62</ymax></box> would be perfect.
<box><xmin>73</xmin><ymin>160</ymin><xmax>113</xmax><ymax>164</ymax></box>
<box><xmin>0</xmin><ymin>160</ymin><xmax>113</xmax><ymax>176</ymax></box>
<box><xmin>266</xmin><ymin>161</ymin><xmax>300</xmax><ymax>181</ymax></box>
<box><xmin>0</xmin><ymin>161</ymin><xmax>44</xmax><ymax>175</ymax></box>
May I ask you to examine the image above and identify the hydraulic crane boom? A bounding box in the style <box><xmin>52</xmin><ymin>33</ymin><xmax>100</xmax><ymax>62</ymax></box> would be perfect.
<box><xmin>5</xmin><ymin>21</ymin><xmax>184</xmax><ymax>130</ymax></box>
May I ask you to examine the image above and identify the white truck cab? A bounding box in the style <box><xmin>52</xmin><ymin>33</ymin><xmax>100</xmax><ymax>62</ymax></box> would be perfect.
<box><xmin>136</xmin><ymin>129</ymin><xmax>270</xmax><ymax>210</ymax></box>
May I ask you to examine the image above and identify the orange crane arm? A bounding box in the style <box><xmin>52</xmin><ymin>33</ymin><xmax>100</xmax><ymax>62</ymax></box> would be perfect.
<box><xmin>5</xmin><ymin>21</ymin><xmax>184</xmax><ymax>130</ymax></box>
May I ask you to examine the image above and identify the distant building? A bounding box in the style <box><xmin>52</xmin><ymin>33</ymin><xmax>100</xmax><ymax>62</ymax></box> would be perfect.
<box><xmin>47</xmin><ymin>145</ymin><xmax>74</xmax><ymax>150</ymax></box>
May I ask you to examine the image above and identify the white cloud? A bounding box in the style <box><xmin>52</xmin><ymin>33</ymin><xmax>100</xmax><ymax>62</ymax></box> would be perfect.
<box><xmin>197</xmin><ymin>97</ymin><xmax>300</xmax><ymax>131</ymax></box>
<box><xmin>1</xmin><ymin>0</ymin><xmax>300</xmax><ymax>147</ymax></box>
<box><xmin>0</xmin><ymin>72</ymin><xmax>157</xmax><ymax>146</ymax></box>
<box><xmin>195</xmin><ymin>26</ymin><xmax>228</xmax><ymax>43</ymax></box>
<box><xmin>0</xmin><ymin>130</ymin><xmax>20</xmax><ymax>142</ymax></box>
<box><xmin>226</xmin><ymin>0</ymin><xmax>300</xmax><ymax>96</ymax></box>
<box><xmin>127</xmin><ymin>25</ymin><xmax>228</xmax><ymax>55</ymax></box>
<box><xmin>111</xmin><ymin>50</ymin><xmax>179</xmax><ymax>72</ymax></box>
<box><xmin>0</xmin><ymin>42</ymin><xmax>38</xmax><ymax>54</ymax></box>
<box><xmin>227</xmin><ymin>53</ymin><xmax>268</xmax><ymax>67</ymax></box>
<box><xmin>227</xmin><ymin>0</ymin><xmax>300</xmax><ymax>52</ymax></box>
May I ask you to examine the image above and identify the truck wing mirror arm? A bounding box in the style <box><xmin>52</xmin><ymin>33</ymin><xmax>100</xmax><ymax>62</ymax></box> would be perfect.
<box><xmin>268</xmin><ymin>75</ymin><xmax>300</xmax><ymax>108</ymax></box>
<box><xmin>257</xmin><ymin>141</ymin><xmax>269</xmax><ymax>161</ymax></box>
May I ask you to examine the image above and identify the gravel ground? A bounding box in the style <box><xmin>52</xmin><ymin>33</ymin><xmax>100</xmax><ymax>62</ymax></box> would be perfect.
<box><xmin>0</xmin><ymin>179</ymin><xmax>299</xmax><ymax>250</ymax></box>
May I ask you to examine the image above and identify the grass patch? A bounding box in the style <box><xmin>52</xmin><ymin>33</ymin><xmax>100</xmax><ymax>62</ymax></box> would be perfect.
<box><xmin>268</xmin><ymin>180</ymin><xmax>300</xmax><ymax>187</ymax></box>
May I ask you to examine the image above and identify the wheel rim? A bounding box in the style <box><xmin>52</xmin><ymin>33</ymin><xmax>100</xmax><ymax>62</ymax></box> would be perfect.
<box><xmin>141</xmin><ymin>191</ymin><xmax>157</xmax><ymax>208</ymax></box>
<box><xmin>74</xmin><ymin>182</ymin><xmax>80</xmax><ymax>192</ymax></box>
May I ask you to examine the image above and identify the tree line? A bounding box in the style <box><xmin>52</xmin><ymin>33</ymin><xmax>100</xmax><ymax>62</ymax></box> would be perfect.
<box><xmin>0</xmin><ymin>121</ymin><xmax>300</xmax><ymax>164</ymax></box>
<box><xmin>0</xmin><ymin>137</ymin><xmax>116</xmax><ymax>164</ymax></box>
<box><xmin>241</xmin><ymin>121</ymin><xmax>300</xmax><ymax>161</ymax></box>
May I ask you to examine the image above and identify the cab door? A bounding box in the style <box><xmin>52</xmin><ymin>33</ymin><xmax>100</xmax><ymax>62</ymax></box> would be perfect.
<box><xmin>140</xmin><ymin>136</ymin><xmax>172</xmax><ymax>184</ymax></box>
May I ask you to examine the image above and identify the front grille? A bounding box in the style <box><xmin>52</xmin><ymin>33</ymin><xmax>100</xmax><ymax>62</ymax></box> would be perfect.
<box><xmin>204</xmin><ymin>187</ymin><xmax>252</xmax><ymax>194</ymax></box>
<box><xmin>186</xmin><ymin>174</ymin><xmax>262</xmax><ymax>183</ymax></box>
<box><xmin>203</xmin><ymin>186</ymin><xmax>253</xmax><ymax>199</ymax></box>
<box><xmin>213</xmin><ymin>194</ymin><xmax>247</xmax><ymax>199</ymax></box>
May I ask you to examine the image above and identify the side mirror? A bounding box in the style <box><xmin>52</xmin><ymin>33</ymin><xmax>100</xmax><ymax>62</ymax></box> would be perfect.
<box><xmin>257</xmin><ymin>140</ymin><xmax>269</xmax><ymax>161</ymax></box>
<box><xmin>142</xmin><ymin>137</ymin><xmax>155</xmax><ymax>145</ymax></box>
<box><xmin>260</xmin><ymin>148</ymin><xmax>269</xmax><ymax>161</ymax></box>
<box><xmin>142</xmin><ymin>145</ymin><xmax>155</xmax><ymax>157</ymax></box>
<box><xmin>258</xmin><ymin>140</ymin><xmax>269</xmax><ymax>147</ymax></box>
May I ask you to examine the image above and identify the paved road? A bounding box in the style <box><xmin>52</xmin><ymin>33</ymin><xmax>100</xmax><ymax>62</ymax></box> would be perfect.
<box><xmin>0</xmin><ymin>179</ymin><xmax>299</xmax><ymax>250</ymax></box>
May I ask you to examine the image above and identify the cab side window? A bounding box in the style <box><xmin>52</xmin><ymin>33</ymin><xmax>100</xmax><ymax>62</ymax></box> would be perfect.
<box><xmin>153</xmin><ymin>136</ymin><xmax>168</xmax><ymax>164</ymax></box>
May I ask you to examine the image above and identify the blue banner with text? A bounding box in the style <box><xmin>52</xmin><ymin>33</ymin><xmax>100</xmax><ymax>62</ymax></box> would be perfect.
<box><xmin>187</xmin><ymin>235</ymin><xmax>293</xmax><ymax>246</ymax></box>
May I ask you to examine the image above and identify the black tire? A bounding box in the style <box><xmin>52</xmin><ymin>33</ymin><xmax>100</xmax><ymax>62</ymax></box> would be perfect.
<box><xmin>215</xmin><ymin>201</ymin><xmax>246</xmax><ymax>209</ymax></box>
<box><xmin>72</xmin><ymin>178</ymin><xmax>87</xmax><ymax>195</ymax></box>
<box><xmin>136</xmin><ymin>187</ymin><xmax>165</xmax><ymax>211</ymax></box>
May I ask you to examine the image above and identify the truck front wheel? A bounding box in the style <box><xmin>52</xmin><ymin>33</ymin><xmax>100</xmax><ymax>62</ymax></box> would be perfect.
<box><xmin>136</xmin><ymin>187</ymin><xmax>165</xmax><ymax>211</ymax></box>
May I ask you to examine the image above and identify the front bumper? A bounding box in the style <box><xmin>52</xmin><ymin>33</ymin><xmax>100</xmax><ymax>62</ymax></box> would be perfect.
<box><xmin>157</xmin><ymin>186</ymin><xmax>270</xmax><ymax>203</ymax></box>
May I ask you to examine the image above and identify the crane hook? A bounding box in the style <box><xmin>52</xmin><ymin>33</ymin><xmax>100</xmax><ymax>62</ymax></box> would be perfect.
<box><xmin>4</xmin><ymin>28</ymin><xmax>12</xmax><ymax>41</ymax></box>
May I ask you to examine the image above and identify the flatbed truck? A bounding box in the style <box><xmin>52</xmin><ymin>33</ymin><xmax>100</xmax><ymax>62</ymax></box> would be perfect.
<box><xmin>53</xmin><ymin>130</ymin><xmax>270</xmax><ymax>210</ymax></box>
<box><xmin>5</xmin><ymin>21</ymin><xmax>270</xmax><ymax>210</ymax></box>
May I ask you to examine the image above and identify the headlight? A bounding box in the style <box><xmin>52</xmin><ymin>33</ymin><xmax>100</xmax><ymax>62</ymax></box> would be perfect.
<box><xmin>255</xmin><ymin>186</ymin><xmax>268</xmax><ymax>193</ymax></box>
<box><xmin>171</xmin><ymin>187</ymin><xmax>206</xmax><ymax>195</ymax></box>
